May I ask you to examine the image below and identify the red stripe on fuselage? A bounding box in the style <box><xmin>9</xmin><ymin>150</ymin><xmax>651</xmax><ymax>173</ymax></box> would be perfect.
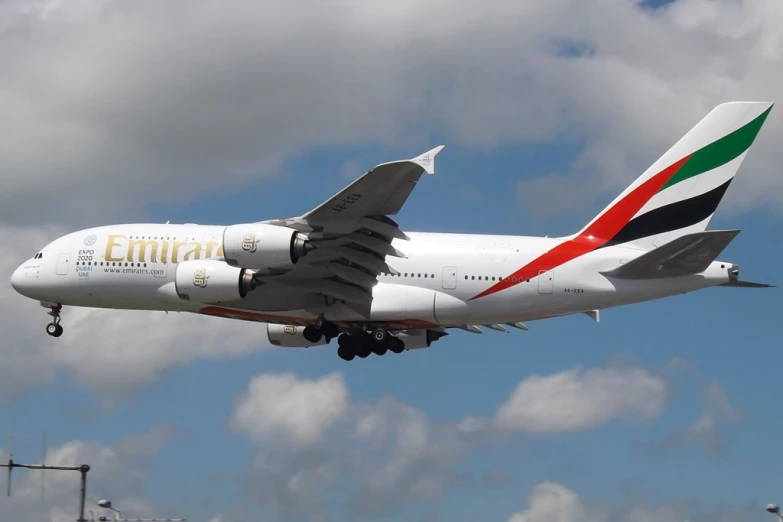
<box><xmin>199</xmin><ymin>306</ymin><xmax>438</xmax><ymax>330</ymax></box>
<box><xmin>470</xmin><ymin>154</ymin><xmax>692</xmax><ymax>300</ymax></box>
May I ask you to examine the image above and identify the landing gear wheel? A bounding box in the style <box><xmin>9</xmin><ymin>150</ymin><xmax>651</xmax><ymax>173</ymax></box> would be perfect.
<box><xmin>371</xmin><ymin>343</ymin><xmax>388</xmax><ymax>356</ymax></box>
<box><xmin>388</xmin><ymin>337</ymin><xmax>404</xmax><ymax>354</ymax></box>
<box><xmin>46</xmin><ymin>323</ymin><xmax>63</xmax><ymax>337</ymax></box>
<box><xmin>372</xmin><ymin>328</ymin><xmax>389</xmax><ymax>343</ymax></box>
<box><xmin>303</xmin><ymin>326</ymin><xmax>322</xmax><ymax>343</ymax></box>
<box><xmin>337</xmin><ymin>346</ymin><xmax>355</xmax><ymax>361</ymax></box>
<box><xmin>321</xmin><ymin>322</ymin><xmax>340</xmax><ymax>340</ymax></box>
<box><xmin>45</xmin><ymin>304</ymin><xmax>63</xmax><ymax>337</ymax></box>
<box><xmin>337</xmin><ymin>334</ymin><xmax>357</xmax><ymax>361</ymax></box>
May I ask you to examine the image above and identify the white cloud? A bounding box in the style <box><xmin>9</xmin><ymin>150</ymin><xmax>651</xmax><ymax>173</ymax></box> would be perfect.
<box><xmin>661</xmin><ymin>380</ymin><xmax>745</xmax><ymax>455</ymax></box>
<box><xmin>505</xmin><ymin>481</ymin><xmax>758</xmax><ymax>522</ymax></box>
<box><xmin>507</xmin><ymin>482</ymin><xmax>606</xmax><ymax>522</ymax></box>
<box><xmin>230</xmin><ymin>372</ymin><xmax>350</xmax><ymax>446</ymax></box>
<box><xmin>230</xmin><ymin>373</ymin><xmax>469</xmax><ymax>517</ymax></box>
<box><xmin>493</xmin><ymin>366</ymin><xmax>670</xmax><ymax>434</ymax></box>
<box><xmin>0</xmin><ymin>0</ymin><xmax>782</xmax><ymax>229</ymax></box>
<box><xmin>231</xmin><ymin>365</ymin><xmax>675</xmax><ymax>517</ymax></box>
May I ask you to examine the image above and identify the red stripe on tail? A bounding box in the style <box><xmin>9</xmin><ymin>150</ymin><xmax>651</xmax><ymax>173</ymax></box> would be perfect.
<box><xmin>470</xmin><ymin>154</ymin><xmax>692</xmax><ymax>300</ymax></box>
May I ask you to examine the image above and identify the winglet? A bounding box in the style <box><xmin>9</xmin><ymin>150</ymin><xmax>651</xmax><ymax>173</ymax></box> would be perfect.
<box><xmin>411</xmin><ymin>145</ymin><xmax>445</xmax><ymax>175</ymax></box>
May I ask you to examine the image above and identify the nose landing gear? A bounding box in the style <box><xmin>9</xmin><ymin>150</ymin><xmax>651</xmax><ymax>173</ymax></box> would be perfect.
<box><xmin>44</xmin><ymin>303</ymin><xmax>63</xmax><ymax>337</ymax></box>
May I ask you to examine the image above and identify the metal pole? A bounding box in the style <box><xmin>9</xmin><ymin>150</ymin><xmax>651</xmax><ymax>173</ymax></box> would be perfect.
<box><xmin>78</xmin><ymin>465</ymin><xmax>90</xmax><ymax>522</ymax></box>
<box><xmin>2</xmin><ymin>460</ymin><xmax>90</xmax><ymax>522</ymax></box>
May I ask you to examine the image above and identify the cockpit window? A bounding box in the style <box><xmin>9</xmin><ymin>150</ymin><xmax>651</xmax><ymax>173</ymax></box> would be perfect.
<box><xmin>34</xmin><ymin>253</ymin><xmax>43</xmax><ymax>259</ymax></box>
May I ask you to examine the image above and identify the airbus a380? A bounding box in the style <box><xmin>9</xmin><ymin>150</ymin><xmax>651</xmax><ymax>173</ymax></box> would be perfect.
<box><xmin>10</xmin><ymin>102</ymin><xmax>775</xmax><ymax>361</ymax></box>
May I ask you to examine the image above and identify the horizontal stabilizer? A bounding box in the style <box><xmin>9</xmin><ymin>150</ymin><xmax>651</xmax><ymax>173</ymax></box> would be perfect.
<box><xmin>720</xmin><ymin>280</ymin><xmax>775</xmax><ymax>288</ymax></box>
<box><xmin>601</xmin><ymin>230</ymin><xmax>740</xmax><ymax>280</ymax></box>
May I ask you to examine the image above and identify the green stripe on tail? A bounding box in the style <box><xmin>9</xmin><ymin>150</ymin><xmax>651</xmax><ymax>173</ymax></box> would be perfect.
<box><xmin>659</xmin><ymin>106</ymin><xmax>772</xmax><ymax>192</ymax></box>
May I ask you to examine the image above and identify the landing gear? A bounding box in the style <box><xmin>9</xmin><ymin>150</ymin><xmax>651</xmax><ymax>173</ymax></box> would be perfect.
<box><xmin>46</xmin><ymin>323</ymin><xmax>63</xmax><ymax>337</ymax></box>
<box><xmin>336</xmin><ymin>330</ymin><xmax>404</xmax><ymax>361</ymax></box>
<box><xmin>337</xmin><ymin>334</ymin><xmax>357</xmax><ymax>361</ymax></box>
<box><xmin>304</xmin><ymin>318</ymin><xmax>341</xmax><ymax>344</ymax></box>
<box><xmin>45</xmin><ymin>304</ymin><xmax>63</xmax><ymax>337</ymax></box>
<box><xmin>388</xmin><ymin>337</ymin><xmax>404</xmax><ymax>354</ymax></box>
<box><xmin>303</xmin><ymin>326</ymin><xmax>322</xmax><ymax>343</ymax></box>
<box><xmin>372</xmin><ymin>328</ymin><xmax>388</xmax><ymax>343</ymax></box>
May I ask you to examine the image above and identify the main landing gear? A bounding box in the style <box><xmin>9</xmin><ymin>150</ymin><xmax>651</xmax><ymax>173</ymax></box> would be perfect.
<box><xmin>45</xmin><ymin>304</ymin><xmax>63</xmax><ymax>337</ymax></box>
<box><xmin>336</xmin><ymin>329</ymin><xmax>404</xmax><ymax>361</ymax></box>
<box><xmin>302</xmin><ymin>319</ymin><xmax>340</xmax><ymax>344</ymax></box>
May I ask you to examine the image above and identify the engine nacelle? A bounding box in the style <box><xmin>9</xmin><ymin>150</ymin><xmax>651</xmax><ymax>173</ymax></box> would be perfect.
<box><xmin>267</xmin><ymin>324</ymin><xmax>328</xmax><ymax>348</ymax></box>
<box><xmin>395</xmin><ymin>329</ymin><xmax>447</xmax><ymax>351</ymax></box>
<box><xmin>223</xmin><ymin>223</ymin><xmax>309</xmax><ymax>270</ymax></box>
<box><xmin>175</xmin><ymin>259</ymin><xmax>256</xmax><ymax>303</ymax></box>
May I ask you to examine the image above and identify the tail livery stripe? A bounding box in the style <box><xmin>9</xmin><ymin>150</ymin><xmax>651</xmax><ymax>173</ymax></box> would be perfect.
<box><xmin>608</xmin><ymin>105</ymin><xmax>772</xmax><ymax>247</ymax></box>
<box><xmin>471</xmin><ymin>102</ymin><xmax>772</xmax><ymax>301</ymax></box>
<box><xmin>659</xmin><ymin>106</ymin><xmax>771</xmax><ymax>192</ymax></box>
<box><xmin>605</xmin><ymin>179</ymin><xmax>731</xmax><ymax>247</ymax></box>
<box><xmin>470</xmin><ymin>155</ymin><xmax>692</xmax><ymax>300</ymax></box>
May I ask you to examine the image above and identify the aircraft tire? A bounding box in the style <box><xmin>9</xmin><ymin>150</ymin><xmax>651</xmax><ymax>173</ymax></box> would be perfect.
<box><xmin>356</xmin><ymin>342</ymin><xmax>371</xmax><ymax>358</ymax></box>
<box><xmin>372</xmin><ymin>328</ymin><xmax>388</xmax><ymax>343</ymax></box>
<box><xmin>371</xmin><ymin>342</ymin><xmax>388</xmax><ymax>356</ymax></box>
<box><xmin>322</xmin><ymin>322</ymin><xmax>340</xmax><ymax>339</ymax></box>
<box><xmin>303</xmin><ymin>326</ymin><xmax>322</xmax><ymax>343</ymax></box>
<box><xmin>46</xmin><ymin>323</ymin><xmax>63</xmax><ymax>337</ymax></box>
<box><xmin>388</xmin><ymin>337</ymin><xmax>404</xmax><ymax>354</ymax></box>
<box><xmin>337</xmin><ymin>345</ymin><xmax>355</xmax><ymax>361</ymax></box>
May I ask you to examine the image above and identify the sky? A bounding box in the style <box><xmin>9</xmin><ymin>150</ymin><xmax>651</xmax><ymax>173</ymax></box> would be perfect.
<box><xmin>1</xmin><ymin>0</ymin><xmax>782</xmax><ymax>521</ymax></box>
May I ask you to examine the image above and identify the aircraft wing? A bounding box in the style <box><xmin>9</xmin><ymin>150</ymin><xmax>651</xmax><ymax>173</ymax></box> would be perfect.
<box><xmin>257</xmin><ymin>146</ymin><xmax>445</xmax><ymax>317</ymax></box>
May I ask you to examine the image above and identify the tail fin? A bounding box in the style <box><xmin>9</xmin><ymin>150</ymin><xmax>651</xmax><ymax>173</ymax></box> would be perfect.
<box><xmin>575</xmin><ymin>102</ymin><xmax>773</xmax><ymax>251</ymax></box>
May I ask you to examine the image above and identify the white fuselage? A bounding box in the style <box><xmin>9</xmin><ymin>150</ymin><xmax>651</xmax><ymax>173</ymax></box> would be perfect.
<box><xmin>10</xmin><ymin>223</ymin><xmax>732</xmax><ymax>332</ymax></box>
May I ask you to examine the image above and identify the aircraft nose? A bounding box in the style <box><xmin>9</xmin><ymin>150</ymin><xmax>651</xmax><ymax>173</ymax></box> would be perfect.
<box><xmin>10</xmin><ymin>262</ymin><xmax>33</xmax><ymax>296</ymax></box>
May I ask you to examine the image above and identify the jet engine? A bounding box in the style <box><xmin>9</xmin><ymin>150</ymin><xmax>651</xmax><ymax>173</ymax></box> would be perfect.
<box><xmin>222</xmin><ymin>223</ymin><xmax>310</xmax><ymax>270</ymax></box>
<box><xmin>174</xmin><ymin>259</ymin><xmax>257</xmax><ymax>303</ymax></box>
<box><xmin>267</xmin><ymin>324</ymin><xmax>328</xmax><ymax>348</ymax></box>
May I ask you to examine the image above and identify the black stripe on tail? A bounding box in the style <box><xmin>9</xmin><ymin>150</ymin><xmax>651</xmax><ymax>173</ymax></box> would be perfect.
<box><xmin>604</xmin><ymin>179</ymin><xmax>732</xmax><ymax>247</ymax></box>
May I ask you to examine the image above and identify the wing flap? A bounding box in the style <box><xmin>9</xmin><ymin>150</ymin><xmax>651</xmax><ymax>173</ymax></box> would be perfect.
<box><xmin>337</xmin><ymin>246</ymin><xmax>399</xmax><ymax>275</ymax></box>
<box><xmin>601</xmin><ymin>230</ymin><xmax>741</xmax><ymax>280</ymax></box>
<box><xmin>326</xmin><ymin>262</ymin><xmax>378</xmax><ymax>289</ymax></box>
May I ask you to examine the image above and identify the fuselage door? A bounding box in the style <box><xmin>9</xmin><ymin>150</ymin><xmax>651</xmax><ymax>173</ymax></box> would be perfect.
<box><xmin>537</xmin><ymin>269</ymin><xmax>553</xmax><ymax>294</ymax></box>
<box><xmin>442</xmin><ymin>266</ymin><xmax>457</xmax><ymax>290</ymax></box>
<box><xmin>56</xmin><ymin>254</ymin><xmax>70</xmax><ymax>275</ymax></box>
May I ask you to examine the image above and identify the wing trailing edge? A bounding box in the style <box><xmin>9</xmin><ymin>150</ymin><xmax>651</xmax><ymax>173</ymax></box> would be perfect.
<box><xmin>719</xmin><ymin>280</ymin><xmax>775</xmax><ymax>288</ymax></box>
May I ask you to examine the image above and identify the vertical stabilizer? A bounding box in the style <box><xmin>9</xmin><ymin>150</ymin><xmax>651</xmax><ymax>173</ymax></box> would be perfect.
<box><xmin>576</xmin><ymin>102</ymin><xmax>773</xmax><ymax>250</ymax></box>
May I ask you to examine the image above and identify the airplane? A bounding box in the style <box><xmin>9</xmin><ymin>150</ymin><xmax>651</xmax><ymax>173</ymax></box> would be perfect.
<box><xmin>10</xmin><ymin>101</ymin><xmax>775</xmax><ymax>361</ymax></box>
